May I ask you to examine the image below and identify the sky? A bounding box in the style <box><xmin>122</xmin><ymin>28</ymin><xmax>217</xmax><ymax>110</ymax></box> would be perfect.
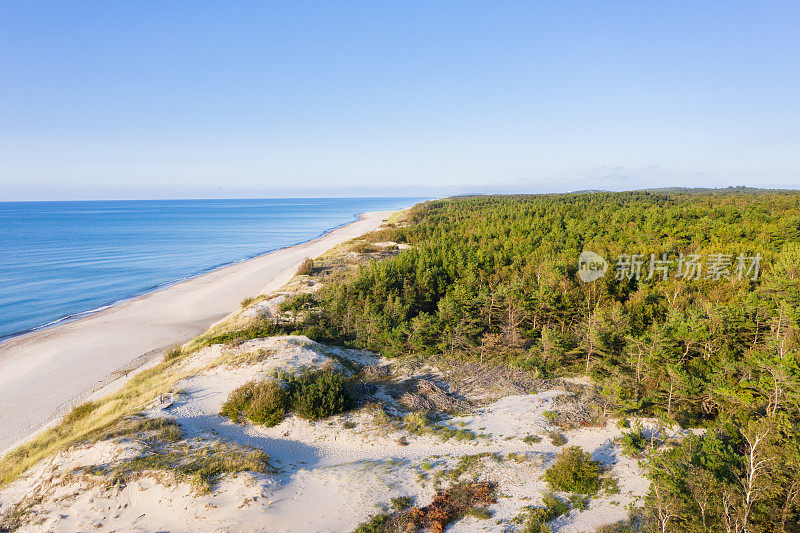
<box><xmin>1</xmin><ymin>1</ymin><xmax>799</xmax><ymax>200</ymax></box>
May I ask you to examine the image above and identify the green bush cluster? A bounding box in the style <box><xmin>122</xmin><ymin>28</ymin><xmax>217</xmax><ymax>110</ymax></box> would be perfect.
<box><xmin>548</xmin><ymin>431</ymin><xmax>567</xmax><ymax>446</ymax></box>
<box><xmin>619</xmin><ymin>423</ymin><xmax>648</xmax><ymax>457</ymax></box>
<box><xmin>247</xmin><ymin>382</ymin><xmax>288</xmax><ymax>426</ymax></box>
<box><xmin>115</xmin><ymin>442</ymin><xmax>270</xmax><ymax>495</ymax></box>
<box><xmin>402</xmin><ymin>411</ymin><xmax>476</xmax><ymax>442</ymax></box>
<box><xmin>403</xmin><ymin>411</ymin><xmax>431</xmax><ymax>434</ymax></box>
<box><xmin>602</xmin><ymin>476</ymin><xmax>620</xmax><ymax>495</ymax></box>
<box><xmin>286</xmin><ymin>369</ymin><xmax>349</xmax><ymax>420</ymax></box>
<box><xmin>221</xmin><ymin>370</ymin><xmax>350</xmax><ymax>426</ymax></box>
<box><xmin>544</xmin><ymin>446</ymin><xmax>601</xmax><ymax>494</ymax></box>
<box><xmin>220</xmin><ymin>380</ymin><xmax>286</xmax><ymax>427</ymax></box>
<box><xmin>352</xmin><ymin>513</ymin><xmax>391</xmax><ymax>533</ymax></box>
<box><xmin>523</xmin><ymin>434</ymin><xmax>543</xmax><ymax>445</ymax></box>
<box><xmin>390</xmin><ymin>496</ymin><xmax>413</xmax><ymax>511</ymax></box>
<box><xmin>568</xmin><ymin>493</ymin><xmax>589</xmax><ymax>510</ymax></box>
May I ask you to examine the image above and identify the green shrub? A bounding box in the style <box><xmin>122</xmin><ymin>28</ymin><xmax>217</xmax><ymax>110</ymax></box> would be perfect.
<box><xmin>523</xmin><ymin>434</ymin><xmax>543</xmax><ymax>445</ymax></box>
<box><xmin>448</xmin><ymin>428</ymin><xmax>477</xmax><ymax>441</ymax></box>
<box><xmin>522</xmin><ymin>519</ymin><xmax>551</xmax><ymax>533</ymax></box>
<box><xmin>220</xmin><ymin>381</ymin><xmax>260</xmax><ymax>423</ymax></box>
<box><xmin>164</xmin><ymin>345</ymin><xmax>183</xmax><ymax>360</ymax></box>
<box><xmin>548</xmin><ymin>431</ymin><xmax>567</xmax><ymax>446</ymax></box>
<box><xmin>620</xmin><ymin>424</ymin><xmax>648</xmax><ymax>457</ymax></box>
<box><xmin>296</xmin><ymin>258</ymin><xmax>314</xmax><ymax>276</ymax></box>
<box><xmin>568</xmin><ymin>493</ymin><xmax>589</xmax><ymax>510</ymax></box>
<box><xmin>111</xmin><ymin>441</ymin><xmax>270</xmax><ymax>495</ymax></box>
<box><xmin>349</xmin><ymin>243</ymin><xmax>379</xmax><ymax>254</ymax></box>
<box><xmin>352</xmin><ymin>513</ymin><xmax>391</xmax><ymax>533</ymax></box>
<box><xmin>543</xmin><ymin>410</ymin><xmax>559</xmax><ymax>422</ymax></box>
<box><xmin>541</xmin><ymin>492</ymin><xmax>569</xmax><ymax>518</ymax></box>
<box><xmin>401</xmin><ymin>413</ymin><xmax>477</xmax><ymax>442</ymax></box>
<box><xmin>403</xmin><ymin>411</ymin><xmax>431</xmax><ymax>434</ymax></box>
<box><xmin>545</xmin><ymin>446</ymin><xmax>601</xmax><ymax>494</ymax></box>
<box><xmin>247</xmin><ymin>381</ymin><xmax>287</xmax><ymax>427</ymax></box>
<box><xmin>466</xmin><ymin>507</ymin><xmax>492</xmax><ymax>519</ymax></box>
<box><xmin>602</xmin><ymin>476</ymin><xmax>621</xmax><ymax>495</ymax></box>
<box><xmin>523</xmin><ymin>492</ymin><xmax>569</xmax><ymax>532</ymax></box>
<box><xmin>391</xmin><ymin>496</ymin><xmax>413</xmax><ymax>510</ymax></box>
<box><xmin>279</xmin><ymin>293</ymin><xmax>317</xmax><ymax>323</ymax></box>
<box><xmin>290</xmin><ymin>370</ymin><xmax>349</xmax><ymax>420</ymax></box>
<box><xmin>600</xmin><ymin>511</ymin><xmax>647</xmax><ymax>533</ymax></box>
<box><xmin>160</xmin><ymin>422</ymin><xmax>183</xmax><ymax>442</ymax></box>
<box><xmin>595</xmin><ymin>520</ymin><xmax>639</xmax><ymax>533</ymax></box>
<box><xmin>220</xmin><ymin>380</ymin><xmax>287</xmax><ymax>426</ymax></box>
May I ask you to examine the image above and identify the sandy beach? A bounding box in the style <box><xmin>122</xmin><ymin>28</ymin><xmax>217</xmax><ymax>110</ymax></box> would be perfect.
<box><xmin>0</xmin><ymin>210</ymin><xmax>396</xmax><ymax>455</ymax></box>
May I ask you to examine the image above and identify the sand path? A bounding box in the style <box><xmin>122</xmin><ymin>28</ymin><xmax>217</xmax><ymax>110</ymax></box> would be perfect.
<box><xmin>0</xmin><ymin>210</ymin><xmax>395</xmax><ymax>455</ymax></box>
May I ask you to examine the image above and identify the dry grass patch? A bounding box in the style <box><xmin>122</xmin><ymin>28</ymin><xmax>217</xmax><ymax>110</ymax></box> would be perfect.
<box><xmin>81</xmin><ymin>439</ymin><xmax>271</xmax><ymax>495</ymax></box>
<box><xmin>0</xmin><ymin>349</ymin><xmax>195</xmax><ymax>487</ymax></box>
<box><xmin>208</xmin><ymin>346</ymin><xmax>278</xmax><ymax>369</ymax></box>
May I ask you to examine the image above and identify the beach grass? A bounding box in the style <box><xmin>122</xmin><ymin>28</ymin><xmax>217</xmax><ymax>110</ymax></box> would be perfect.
<box><xmin>386</xmin><ymin>208</ymin><xmax>410</xmax><ymax>225</ymax></box>
<box><xmin>0</xmin><ymin>349</ymin><xmax>194</xmax><ymax>487</ymax></box>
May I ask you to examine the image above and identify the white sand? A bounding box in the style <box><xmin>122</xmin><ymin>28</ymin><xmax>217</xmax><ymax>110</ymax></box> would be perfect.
<box><xmin>0</xmin><ymin>210</ymin><xmax>396</xmax><ymax>455</ymax></box>
<box><xmin>0</xmin><ymin>336</ymin><xmax>651</xmax><ymax>532</ymax></box>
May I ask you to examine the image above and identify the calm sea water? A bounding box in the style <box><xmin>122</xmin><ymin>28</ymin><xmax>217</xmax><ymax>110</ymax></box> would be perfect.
<box><xmin>0</xmin><ymin>197</ymin><xmax>420</xmax><ymax>340</ymax></box>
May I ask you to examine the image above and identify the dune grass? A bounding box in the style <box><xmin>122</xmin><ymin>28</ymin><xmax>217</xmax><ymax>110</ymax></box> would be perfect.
<box><xmin>84</xmin><ymin>436</ymin><xmax>271</xmax><ymax>494</ymax></box>
<box><xmin>296</xmin><ymin>258</ymin><xmax>314</xmax><ymax>276</ymax></box>
<box><xmin>385</xmin><ymin>208</ymin><xmax>410</xmax><ymax>225</ymax></box>
<box><xmin>0</xmin><ymin>349</ymin><xmax>194</xmax><ymax>487</ymax></box>
<box><xmin>62</xmin><ymin>401</ymin><xmax>99</xmax><ymax>424</ymax></box>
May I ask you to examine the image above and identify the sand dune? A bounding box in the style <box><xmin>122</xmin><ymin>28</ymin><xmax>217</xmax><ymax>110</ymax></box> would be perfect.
<box><xmin>0</xmin><ymin>210</ymin><xmax>396</xmax><ymax>455</ymax></box>
<box><xmin>0</xmin><ymin>335</ymin><xmax>650</xmax><ymax>532</ymax></box>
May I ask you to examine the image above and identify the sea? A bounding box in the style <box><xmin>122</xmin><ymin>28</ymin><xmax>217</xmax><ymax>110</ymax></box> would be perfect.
<box><xmin>0</xmin><ymin>197</ymin><xmax>421</xmax><ymax>341</ymax></box>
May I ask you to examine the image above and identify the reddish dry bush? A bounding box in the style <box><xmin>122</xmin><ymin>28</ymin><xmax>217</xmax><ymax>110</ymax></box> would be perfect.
<box><xmin>408</xmin><ymin>481</ymin><xmax>496</xmax><ymax>533</ymax></box>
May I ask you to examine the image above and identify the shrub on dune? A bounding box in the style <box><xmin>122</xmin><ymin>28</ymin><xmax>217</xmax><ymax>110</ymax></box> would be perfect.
<box><xmin>403</xmin><ymin>411</ymin><xmax>431</xmax><ymax>434</ymax></box>
<box><xmin>296</xmin><ymin>258</ymin><xmax>314</xmax><ymax>276</ymax></box>
<box><xmin>290</xmin><ymin>370</ymin><xmax>348</xmax><ymax>420</ymax></box>
<box><xmin>222</xmin><ymin>370</ymin><xmax>350</xmax><ymax>425</ymax></box>
<box><xmin>544</xmin><ymin>446</ymin><xmax>601</xmax><ymax>494</ymax></box>
<box><xmin>220</xmin><ymin>381</ymin><xmax>259</xmax><ymax>423</ymax></box>
<box><xmin>221</xmin><ymin>380</ymin><xmax>286</xmax><ymax>426</ymax></box>
<box><xmin>247</xmin><ymin>381</ymin><xmax>286</xmax><ymax>427</ymax></box>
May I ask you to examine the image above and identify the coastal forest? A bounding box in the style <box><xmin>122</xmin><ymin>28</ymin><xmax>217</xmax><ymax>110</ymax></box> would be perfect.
<box><xmin>291</xmin><ymin>190</ymin><xmax>800</xmax><ymax>532</ymax></box>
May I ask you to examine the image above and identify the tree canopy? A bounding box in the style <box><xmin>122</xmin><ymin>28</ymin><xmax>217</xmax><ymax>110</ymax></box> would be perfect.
<box><xmin>291</xmin><ymin>190</ymin><xmax>800</xmax><ymax>531</ymax></box>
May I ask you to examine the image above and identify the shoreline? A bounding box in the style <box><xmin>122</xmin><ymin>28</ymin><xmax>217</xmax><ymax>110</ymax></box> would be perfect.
<box><xmin>0</xmin><ymin>209</ymin><xmax>399</xmax><ymax>456</ymax></box>
<box><xmin>0</xmin><ymin>211</ymin><xmax>366</xmax><ymax>344</ymax></box>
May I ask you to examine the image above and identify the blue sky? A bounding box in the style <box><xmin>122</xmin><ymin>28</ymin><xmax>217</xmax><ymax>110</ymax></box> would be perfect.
<box><xmin>1</xmin><ymin>1</ymin><xmax>799</xmax><ymax>200</ymax></box>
